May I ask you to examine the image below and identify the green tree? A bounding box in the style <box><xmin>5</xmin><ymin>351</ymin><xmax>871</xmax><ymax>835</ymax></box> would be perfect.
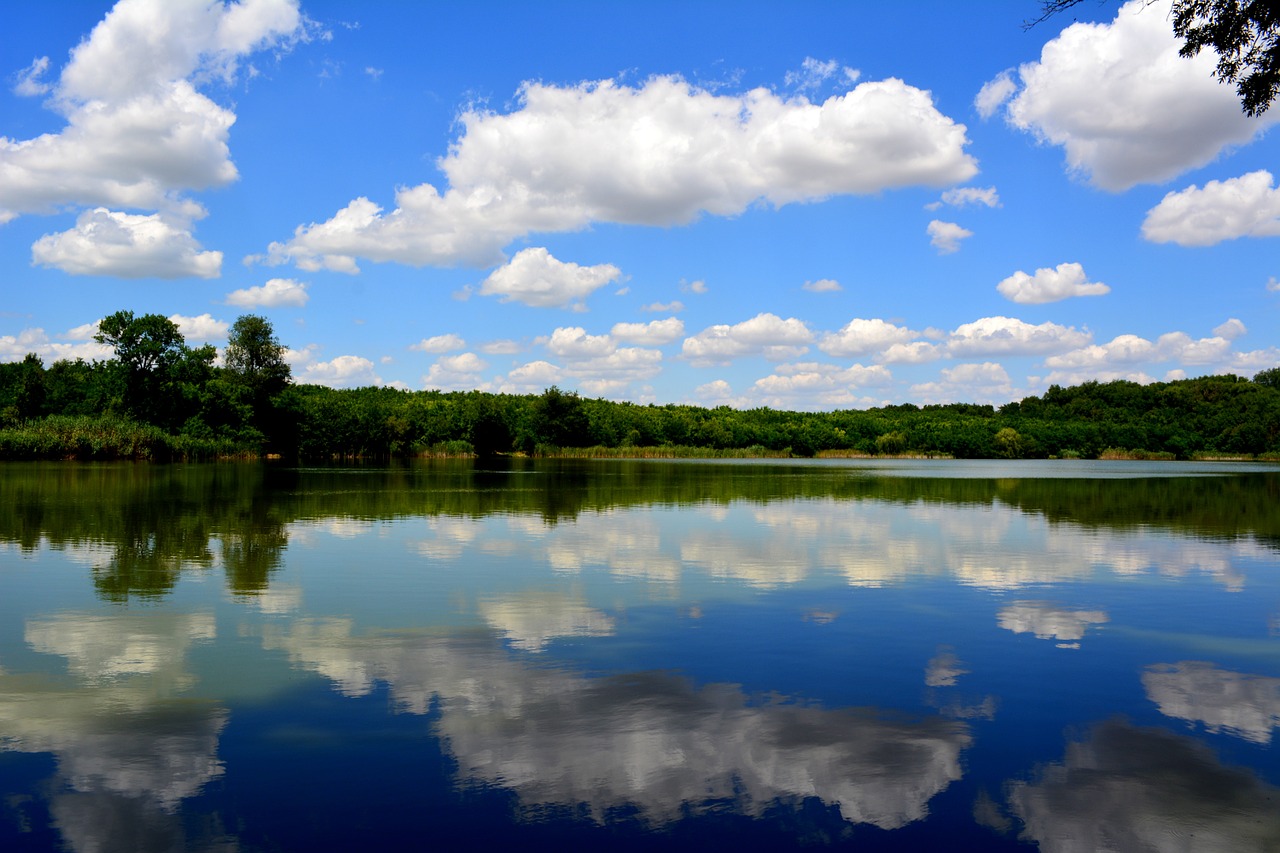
<box><xmin>530</xmin><ymin>386</ymin><xmax>591</xmax><ymax>449</ymax></box>
<box><xmin>42</xmin><ymin>358</ymin><xmax>110</xmax><ymax>416</ymax></box>
<box><xmin>0</xmin><ymin>353</ymin><xmax>46</xmax><ymax>423</ymax></box>
<box><xmin>1254</xmin><ymin>366</ymin><xmax>1280</xmax><ymax>389</ymax></box>
<box><xmin>995</xmin><ymin>426</ymin><xmax>1027</xmax><ymax>458</ymax></box>
<box><xmin>173</xmin><ymin>343</ymin><xmax>218</xmax><ymax>433</ymax></box>
<box><xmin>875</xmin><ymin>430</ymin><xmax>908</xmax><ymax>455</ymax></box>
<box><xmin>470</xmin><ymin>399</ymin><xmax>514</xmax><ymax>456</ymax></box>
<box><xmin>224</xmin><ymin>315</ymin><xmax>291</xmax><ymax>400</ymax></box>
<box><xmin>94</xmin><ymin>311</ymin><xmax>189</xmax><ymax>425</ymax></box>
<box><xmin>223</xmin><ymin>314</ymin><xmax>294</xmax><ymax>447</ymax></box>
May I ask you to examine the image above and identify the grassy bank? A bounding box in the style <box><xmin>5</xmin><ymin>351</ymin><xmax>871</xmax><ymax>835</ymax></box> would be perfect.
<box><xmin>5</xmin><ymin>419</ymin><xmax>1280</xmax><ymax>464</ymax></box>
<box><xmin>0</xmin><ymin>415</ymin><xmax>240</xmax><ymax>461</ymax></box>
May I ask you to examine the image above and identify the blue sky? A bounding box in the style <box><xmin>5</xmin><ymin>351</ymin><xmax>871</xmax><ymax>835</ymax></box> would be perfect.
<box><xmin>2</xmin><ymin>0</ymin><xmax>1277</xmax><ymax>409</ymax></box>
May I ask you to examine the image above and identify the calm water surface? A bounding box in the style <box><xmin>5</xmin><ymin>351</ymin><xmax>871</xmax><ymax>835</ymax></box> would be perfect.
<box><xmin>1</xmin><ymin>459</ymin><xmax>1278</xmax><ymax>851</ymax></box>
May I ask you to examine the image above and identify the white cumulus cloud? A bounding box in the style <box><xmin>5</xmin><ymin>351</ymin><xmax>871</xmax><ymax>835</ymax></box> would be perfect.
<box><xmin>695</xmin><ymin>379</ymin><xmax>738</xmax><ymax>405</ymax></box>
<box><xmin>1043</xmin><ymin>368</ymin><xmax>1159</xmax><ymax>387</ymax></box>
<box><xmin>802</xmin><ymin>278</ymin><xmax>842</xmax><ymax>292</ymax></box>
<box><xmin>12</xmin><ymin>56</ymin><xmax>51</xmax><ymax>97</ymax></box>
<box><xmin>1</xmin><ymin>0</ymin><xmax>304</xmax><ymax>219</ymax></box>
<box><xmin>479</xmin><ymin>339</ymin><xmax>522</xmax><ymax>355</ymax></box>
<box><xmin>642</xmin><ymin>300</ymin><xmax>685</xmax><ymax>313</ymax></box>
<box><xmin>610</xmin><ymin>317</ymin><xmax>685</xmax><ymax>345</ymax></box>
<box><xmin>1142</xmin><ymin>170</ymin><xmax>1280</xmax><ymax>246</ymax></box>
<box><xmin>1044</xmin><ymin>334</ymin><xmax>1158</xmax><ymax>369</ymax></box>
<box><xmin>881</xmin><ymin>342</ymin><xmax>943</xmax><ymax>364</ymax></box>
<box><xmin>31</xmin><ymin>208</ymin><xmax>222</xmax><ymax>279</ymax></box>
<box><xmin>948</xmin><ymin>316</ymin><xmax>1091</xmax><ymax>357</ymax></box>
<box><xmin>536</xmin><ymin>326</ymin><xmax>665</xmax><ymax>397</ymax></box>
<box><xmin>996</xmin><ymin>262</ymin><xmax>1110</xmax><ymax>304</ymax></box>
<box><xmin>1002</xmin><ymin>0</ymin><xmax>1277</xmax><ymax>191</ymax></box>
<box><xmin>1041</xmin><ymin>323</ymin><xmax>1247</xmax><ymax>382</ymax></box>
<box><xmin>287</xmin><ymin>349</ymin><xmax>387</xmax><ymax>388</ymax></box>
<box><xmin>266</xmin><ymin>74</ymin><xmax>977</xmax><ymax>270</ymax></box>
<box><xmin>546</xmin><ymin>327</ymin><xmax>615</xmax><ymax>359</ymax></box>
<box><xmin>1153</xmin><ymin>330</ymin><xmax>1234</xmax><ymax>365</ymax></box>
<box><xmin>411</xmin><ymin>334</ymin><xmax>466</xmax><ymax>353</ymax></box>
<box><xmin>682</xmin><ymin>313</ymin><xmax>814</xmax><ymax>365</ymax></box>
<box><xmin>1213</xmin><ymin>318</ymin><xmax>1247</xmax><ymax>340</ymax></box>
<box><xmin>565</xmin><ymin>348</ymin><xmax>663</xmax><ymax>396</ymax></box>
<box><xmin>497</xmin><ymin>360</ymin><xmax>563</xmax><ymax>393</ymax></box>
<box><xmin>932</xmin><ymin>186</ymin><xmax>1000</xmax><ymax>209</ymax></box>
<box><xmin>974</xmin><ymin>70</ymin><xmax>1016</xmax><ymax>119</ymax></box>
<box><xmin>423</xmin><ymin>352</ymin><xmax>488</xmax><ymax>390</ymax></box>
<box><xmin>785</xmin><ymin>57</ymin><xmax>860</xmax><ymax>93</ymax></box>
<box><xmin>2</xmin><ymin>82</ymin><xmax>238</xmax><ymax>218</ymax></box>
<box><xmin>479</xmin><ymin>248</ymin><xmax>621</xmax><ymax>309</ymax></box>
<box><xmin>751</xmin><ymin>362</ymin><xmax>892</xmax><ymax>409</ymax></box>
<box><xmin>819</xmin><ymin>318</ymin><xmax>918</xmax><ymax>358</ymax></box>
<box><xmin>169</xmin><ymin>313</ymin><xmax>228</xmax><ymax>343</ymax></box>
<box><xmin>0</xmin><ymin>326</ymin><xmax>113</xmax><ymax>364</ymax></box>
<box><xmin>927</xmin><ymin>220</ymin><xmax>972</xmax><ymax>254</ymax></box>
<box><xmin>225</xmin><ymin>278</ymin><xmax>309</xmax><ymax>308</ymax></box>
<box><xmin>1</xmin><ymin>0</ymin><xmax>307</xmax><ymax>278</ymax></box>
<box><xmin>911</xmin><ymin>362</ymin><xmax>1015</xmax><ymax>405</ymax></box>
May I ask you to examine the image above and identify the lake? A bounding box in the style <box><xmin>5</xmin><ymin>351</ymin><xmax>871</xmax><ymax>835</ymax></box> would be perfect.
<box><xmin>1</xmin><ymin>458</ymin><xmax>1278</xmax><ymax>852</ymax></box>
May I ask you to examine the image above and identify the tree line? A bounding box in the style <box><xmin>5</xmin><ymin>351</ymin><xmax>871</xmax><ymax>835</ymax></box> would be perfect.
<box><xmin>1</xmin><ymin>310</ymin><xmax>1278</xmax><ymax>461</ymax></box>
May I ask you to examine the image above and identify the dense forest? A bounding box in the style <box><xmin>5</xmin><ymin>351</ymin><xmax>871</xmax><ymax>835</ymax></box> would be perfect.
<box><xmin>1</xmin><ymin>310</ymin><xmax>1278</xmax><ymax>462</ymax></box>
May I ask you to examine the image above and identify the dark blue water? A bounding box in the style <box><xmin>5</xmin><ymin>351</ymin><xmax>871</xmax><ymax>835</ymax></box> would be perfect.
<box><xmin>1</xmin><ymin>460</ymin><xmax>1278</xmax><ymax>851</ymax></box>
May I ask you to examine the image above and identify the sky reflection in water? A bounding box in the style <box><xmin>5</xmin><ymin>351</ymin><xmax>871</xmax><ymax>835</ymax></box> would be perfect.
<box><xmin>0</xmin><ymin>459</ymin><xmax>1278</xmax><ymax>851</ymax></box>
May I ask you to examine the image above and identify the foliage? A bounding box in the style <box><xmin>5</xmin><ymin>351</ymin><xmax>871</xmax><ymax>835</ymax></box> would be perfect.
<box><xmin>224</xmin><ymin>314</ymin><xmax>291</xmax><ymax>409</ymax></box>
<box><xmin>1032</xmin><ymin>0</ymin><xmax>1280</xmax><ymax>115</ymax></box>
<box><xmin>2</xmin><ymin>307</ymin><xmax>1279</xmax><ymax>462</ymax></box>
<box><xmin>1173</xmin><ymin>0</ymin><xmax>1280</xmax><ymax>116</ymax></box>
<box><xmin>250</xmin><ymin>372</ymin><xmax>1280</xmax><ymax>461</ymax></box>
<box><xmin>0</xmin><ymin>354</ymin><xmax>45</xmax><ymax>424</ymax></box>
<box><xmin>93</xmin><ymin>310</ymin><xmax>217</xmax><ymax>430</ymax></box>
<box><xmin>0</xmin><ymin>414</ymin><xmax>235</xmax><ymax>461</ymax></box>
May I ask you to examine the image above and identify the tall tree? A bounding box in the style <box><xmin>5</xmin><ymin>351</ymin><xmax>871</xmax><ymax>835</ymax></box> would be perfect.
<box><xmin>530</xmin><ymin>386</ymin><xmax>591</xmax><ymax>448</ymax></box>
<box><xmin>224</xmin><ymin>315</ymin><xmax>291</xmax><ymax>401</ymax></box>
<box><xmin>94</xmin><ymin>311</ymin><xmax>189</xmax><ymax>424</ymax></box>
<box><xmin>95</xmin><ymin>311</ymin><xmax>186</xmax><ymax>377</ymax></box>
<box><xmin>13</xmin><ymin>353</ymin><xmax>45</xmax><ymax>419</ymax></box>
<box><xmin>222</xmin><ymin>314</ymin><xmax>294</xmax><ymax>447</ymax></box>
<box><xmin>1031</xmin><ymin>1</ymin><xmax>1280</xmax><ymax>115</ymax></box>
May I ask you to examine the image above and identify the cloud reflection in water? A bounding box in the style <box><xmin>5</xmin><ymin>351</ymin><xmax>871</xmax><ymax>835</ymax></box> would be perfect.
<box><xmin>0</xmin><ymin>611</ymin><xmax>229</xmax><ymax>852</ymax></box>
<box><xmin>396</xmin><ymin>498</ymin><xmax>1263</xmax><ymax>593</ymax></box>
<box><xmin>1008</xmin><ymin>719</ymin><xmax>1280</xmax><ymax>853</ymax></box>
<box><xmin>260</xmin><ymin>621</ymin><xmax>971</xmax><ymax>828</ymax></box>
<box><xmin>478</xmin><ymin>591</ymin><xmax>616</xmax><ymax>651</ymax></box>
<box><xmin>1143</xmin><ymin>661</ymin><xmax>1280</xmax><ymax>744</ymax></box>
<box><xmin>997</xmin><ymin>601</ymin><xmax>1108</xmax><ymax>644</ymax></box>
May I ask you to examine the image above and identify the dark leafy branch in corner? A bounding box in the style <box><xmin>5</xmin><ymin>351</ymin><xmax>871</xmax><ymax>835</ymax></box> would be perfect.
<box><xmin>1030</xmin><ymin>1</ymin><xmax>1280</xmax><ymax>115</ymax></box>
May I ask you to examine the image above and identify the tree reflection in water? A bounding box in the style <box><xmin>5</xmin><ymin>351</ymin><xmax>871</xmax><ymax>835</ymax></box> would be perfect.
<box><xmin>0</xmin><ymin>460</ymin><xmax>1276</xmax><ymax>851</ymax></box>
